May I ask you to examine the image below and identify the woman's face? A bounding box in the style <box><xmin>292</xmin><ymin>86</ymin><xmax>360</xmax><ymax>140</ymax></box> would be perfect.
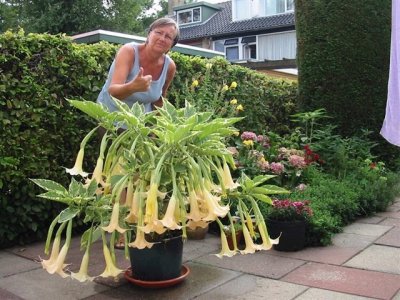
<box><xmin>148</xmin><ymin>25</ymin><xmax>177</xmax><ymax>53</ymax></box>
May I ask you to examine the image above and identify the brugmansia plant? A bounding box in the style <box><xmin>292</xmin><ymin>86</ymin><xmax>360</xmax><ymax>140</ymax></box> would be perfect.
<box><xmin>32</xmin><ymin>98</ymin><xmax>288</xmax><ymax>282</ymax></box>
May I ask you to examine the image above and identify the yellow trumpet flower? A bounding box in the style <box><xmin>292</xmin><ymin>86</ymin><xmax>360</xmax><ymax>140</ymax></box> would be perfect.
<box><xmin>102</xmin><ymin>202</ymin><xmax>127</xmax><ymax>234</ymax></box>
<box><xmin>128</xmin><ymin>228</ymin><xmax>154</xmax><ymax>249</ymax></box>
<box><xmin>230</xmin><ymin>81</ymin><xmax>237</xmax><ymax>89</ymax></box>
<box><xmin>45</xmin><ymin>242</ymin><xmax>70</xmax><ymax>278</ymax></box>
<box><xmin>215</xmin><ymin>230</ymin><xmax>237</xmax><ymax>258</ymax></box>
<box><xmin>160</xmin><ymin>193</ymin><xmax>182</xmax><ymax>230</ymax></box>
<box><xmin>187</xmin><ymin>220</ymin><xmax>209</xmax><ymax>230</ymax></box>
<box><xmin>186</xmin><ymin>188</ymin><xmax>205</xmax><ymax>222</ymax></box>
<box><xmin>221</xmin><ymin>162</ymin><xmax>239</xmax><ymax>190</ymax></box>
<box><xmin>41</xmin><ymin>234</ymin><xmax>61</xmax><ymax>270</ymax></box>
<box><xmin>201</xmin><ymin>188</ymin><xmax>229</xmax><ymax>221</ymax></box>
<box><xmin>257</xmin><ymin>224</ymin><xmax>279</xmax><ymax>250</ymax></box>
<box><xmin>66</xmin><ymin>148</ymin><xmax>88</xmax><ymax>177</ymax></box>
<box><xmin>240</xmin><ymin>224</ymin><xmax>262</xmax><ymax>254</ymax></box>
<box><xmin>70</xmin><ymin>250</ymin><xmax>94</xmax><ymax>282</ymax></box>
<box><xmin>99</xmin><ymin>243</ymin><xmax>123</xmax><ymax>278</ymax></box>
<box><xmin>142</xmin><ymin>183</ymin><xmax>166</xmax><ymax>234</ymax></box>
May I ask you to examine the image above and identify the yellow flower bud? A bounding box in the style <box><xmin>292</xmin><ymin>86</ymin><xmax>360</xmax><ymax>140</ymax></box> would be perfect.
<box><xmin>230</xmin><ymin>98</ymin><xmax>238</xmax><ymax>105</ymax></box>
<box><xmin>206</xmin><ymin>63</ymin><xmax>213</xmax><ymax>69</ymax></box>
<box><xmin>243</xmin><ymin>140</ymin><xmax>254</xmax><ymax>147</ymax></box>
<box><xmin>236</xmin><ymin>104</ymin><xmax>244</xmax><ymax>111</ymax></box>
<box><xmin>233</xmin><ymin>131</ymin><xmax>240</xmax><ymax>136</ymax></box>
<box><xmin>222</xmin><ymin>85</ymin><xmax>229</xmax><ymax>92</ymax></box>
<box><xmin>191</xmin><ymin>79</ymin><xmax>199</xmax><ymax>87</ymax></box>
<box><xmin>230</xmin><ymin>81</ymin><xmax>237</xmax><ymax>89</ymax></box>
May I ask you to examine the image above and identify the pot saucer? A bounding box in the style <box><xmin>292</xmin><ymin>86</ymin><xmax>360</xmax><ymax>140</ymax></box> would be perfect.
<box><xmin>124</xmin><ymin>265</ymin><xmax>190</xmax><ymax>288</ymax></box>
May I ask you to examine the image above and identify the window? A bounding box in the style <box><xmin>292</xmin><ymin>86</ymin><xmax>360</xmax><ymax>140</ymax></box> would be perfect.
<box><xmin>233</xmin><ymin>0</ymin><xmax>294</xmax><ymax>20</ymax></box>
<box><xmin>242</xmin><ymin>36</ymin><xmax>257</xmax><ymax>60</ymax></box>
<box><xmin>226</xmin><ymin>46</ymin><xmax>239</xmax><ymax>60</ymax></box>
<box><xmin>177</xmin><ymin>7</ymin><xmax>201</xmax><ymax>25</ymax></box>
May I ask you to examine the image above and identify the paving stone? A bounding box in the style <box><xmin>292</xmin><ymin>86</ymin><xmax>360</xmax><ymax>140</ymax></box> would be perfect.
<box><xmin>294</xmin><ymin>287</ymin><xmax>376</xmax><ymax>300</ymax></box>
<box><xmin>375</xmin><ymin>226</ymin><xmax>400</xmax><ymax>247</ymax></box>
<box><xmin>196</xmin><ymin>274</ymin><xmax>307</xmax><ymax>300</ymax></box>
<box><xmin>355</xmin><ymin>216</ymin><xmax>384</xmax><ymax>224</ymax></box>
<box><xmin>331</xmin><ymin>232</ymin><xmax>376</xmax><ymax>248</ymax></box>
<box><xmin>386</xmin><ymin>205</ymin><xmax>400</xmax><ymax>212</ymax></box>
<box><xmin>183</xmin><ymin>235</ymin><xmax>221</xmax><ymax>262</ymax></box>
<box><xmin>267</xmin><ymin>244</ymin><xmax>364</xmax><ymax>265</ymax></box>
<box><xmin>0</xmin><ymin>251</ymin><xmax>41</xmax><ymax>277</ymax></box>
<box><xmin>0</xmin><ymin>287</ymin><xmax>24</xmax><ymax>300</ymax></box>
<box><xmin>342</xmin><ymin>223</ymin><xmax>392</xmax><ymax>237</ymax></box>
<box><xmin>392</xmin><ymin>290</ymin><xmax>400</xmax><ymax>300</ymax></box>
<box><xmin>83</xmin><ymin>262</ymin><xmax>241</xmax><ymax>300</ymax></box>
<box><xmin>194</xmin><ymin>250</ymin><xmax>305</xmax><ymax>279</ymax></box>
<box><xmin>0</xmin><ymin>267</ymin><xmax>110</xmax><ymax>300</ymax></box>
<box><xmin>380</xmin><ymin>217</ymin><xmax>400</xmax><ymax>227</ymax></box>
<box><xmin>283</xmin><ymin>262</ymin><xmax>400</xmax><ymax>300</ymax></box>
<box><xmin>344</xmin><ymin>244</ymin><xmax>400</xmax><ymax>274</ymax></box>
<box><xmin>375</xmin><ymin>211</ymin><xmax>400</xmax><ymax>219</ymax></box>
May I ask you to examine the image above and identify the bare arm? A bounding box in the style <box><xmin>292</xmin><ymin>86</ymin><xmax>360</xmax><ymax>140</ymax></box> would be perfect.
<box><xmin>108</xmin><ymin>44</ymin><xmax>152</xmax><ymax>100</ymax></box>
<box><xmin>153</xmin><ymin>60</ymin><xmax>177</xmax><ymax>108</ymax></box>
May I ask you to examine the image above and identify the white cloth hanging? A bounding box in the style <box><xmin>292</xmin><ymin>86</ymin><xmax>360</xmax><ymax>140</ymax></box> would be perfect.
<box><xmin>380</xmin><ymin>0</ymin><xmax>400</xmax><ymax>147</ymax></box>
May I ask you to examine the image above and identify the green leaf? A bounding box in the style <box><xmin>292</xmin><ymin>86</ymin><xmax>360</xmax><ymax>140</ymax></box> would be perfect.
<box><xmin>251</xmin><ymin>193</ymin><xmax>272</xmax><ymax>204</ymax></box>
<box><xmin>68</xmin><ymin>99</ymin><xmax>109</xmax><ymax>120</ymax></box>
<box><xmin>59</xmin><ymin>207</ymin><xmax>80</xmax><ymax>222</ymax></box>
<box><xmin>37</xmin><ymin>191</ymin><xmax>70</xmax><ymax>204</ymax></box>
<box><xmin>31</xmin><ymin>179</ymin><xmax>67</xmax><ymax>193</ymax></box>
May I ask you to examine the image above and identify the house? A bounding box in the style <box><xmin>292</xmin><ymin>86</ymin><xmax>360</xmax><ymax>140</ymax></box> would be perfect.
<box><xmin>170</xmin><ymin>0</ymin><xmax>297</xmax><ymax>79</ymax></box>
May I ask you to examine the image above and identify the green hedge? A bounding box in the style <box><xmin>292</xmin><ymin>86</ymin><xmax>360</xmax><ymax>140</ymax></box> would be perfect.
<box><xmin>295</xmin><ymin>0</ymin><xmax>398</xmax><ymax>165</ymax></box>
<box><xmin>0</xmin><ymin>30</ymin><xmax>298</xmax><ymax>247</ymax></box>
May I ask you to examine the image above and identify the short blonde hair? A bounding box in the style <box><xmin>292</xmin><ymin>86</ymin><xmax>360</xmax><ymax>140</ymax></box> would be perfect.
<box><xmin>148</xmin><ymin>17</ymin><xmax>180</xmax><ymax>47</ymax></box>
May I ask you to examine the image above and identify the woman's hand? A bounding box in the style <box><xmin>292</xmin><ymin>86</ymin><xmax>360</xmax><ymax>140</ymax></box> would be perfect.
<box><xmin>129</xmin><ymin>67</ymin><xmax>152</xmax><ymax>92</ymax></box>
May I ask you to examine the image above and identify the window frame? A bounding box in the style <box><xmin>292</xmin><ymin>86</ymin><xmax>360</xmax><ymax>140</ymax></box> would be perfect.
<box><xmin>177</xmin><ymin>7</ymin><xmax>202</xmax><ymax>25</ymax></box>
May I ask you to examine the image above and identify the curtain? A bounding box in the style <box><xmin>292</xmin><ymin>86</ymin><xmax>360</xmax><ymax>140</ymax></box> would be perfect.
<box><xmin>258</xmin><ymin>31</ymin><xmax>296</xmax><ymax>60</ymax></box>
<box><xmin>380</xmin><ymin>0</ymin><xmax>400</xmax><ymax>147</ymax></box>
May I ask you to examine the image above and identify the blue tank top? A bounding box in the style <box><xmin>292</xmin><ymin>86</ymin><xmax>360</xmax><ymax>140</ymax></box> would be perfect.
<box><xmin>97</xmin><ymin>42</ymin><xmax>172</xmax><ymax>114</ymax></box>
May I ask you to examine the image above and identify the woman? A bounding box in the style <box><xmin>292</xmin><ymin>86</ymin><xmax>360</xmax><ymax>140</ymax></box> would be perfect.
<box><xmin>97</xmin><ymin>18</ymin><xmax>179</xmax><ymax>248</ymax></box>
<box><xmin>97</xmin><ymin>17</ymin><xmax>179</xmax><ymax>121</ymax></box>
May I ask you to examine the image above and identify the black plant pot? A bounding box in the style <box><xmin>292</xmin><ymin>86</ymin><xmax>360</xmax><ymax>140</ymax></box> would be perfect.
<box><xmin>267</xmin><ymin>219</ymin><xmax>306</xmax><ymax>252</ymax></box>
<box><xmin>128</xmin><ymin>234</ymin><xmax>183</xmax><ymax>281</ymax></box>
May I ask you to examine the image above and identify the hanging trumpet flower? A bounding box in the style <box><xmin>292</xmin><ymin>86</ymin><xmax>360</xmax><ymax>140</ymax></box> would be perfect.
<box><xmin>32</xmin><ymin>98</ymin><xmax>289</xmax><ymax>282</ymax></box>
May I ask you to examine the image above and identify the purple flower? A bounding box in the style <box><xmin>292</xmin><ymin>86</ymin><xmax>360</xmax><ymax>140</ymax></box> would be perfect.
<box><xmin>240</xmin><ymin>131</ymin><xmax>257</xmax><ymax>141</ymax></box>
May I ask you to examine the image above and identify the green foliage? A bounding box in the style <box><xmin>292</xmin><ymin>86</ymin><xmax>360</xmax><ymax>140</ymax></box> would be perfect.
<box><xmin>168</xmin><ymin>54</ymin><xmax>299</xmax><ymax>135</ymax></box>
<box><xmin>1</xmin><ymin>0</ymin><xmax>155</xmax><ymax>35</ymax></box>
<box><xmin>295</xmin><ymin>0</ymin><xmax>400</xmax><ymax>165</ymax></box>
<box><xmin>0</xmin><ymin>29</ymin><xmax>119</xmax><ymax>248</ymax></box>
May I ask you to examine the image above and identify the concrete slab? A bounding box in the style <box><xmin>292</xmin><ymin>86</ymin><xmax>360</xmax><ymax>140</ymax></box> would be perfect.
<box><xmin>0</xmin><ymin>251</ymin><xmax>41</xmax><ymax>277</ymax></box>
<box><xmin>295</xmin><ymin>287</ymin><xmax>376</xmax><ymax>300</ymax></box>
<box><xmin>196</xmin><ymin>274</ymin><xmax>308</xmax><ymax>300</ymax></box>
<box><xmin>267</xmin><ymin>245</ymin><xmax>363</xmax><ymax>265</ymax></box>
<box><xmin>380</xmin><ymin>217</ymin><xmax>400</xmax><ymax>227</ymax></box>
<box><xmin>84</xmin><ymin>262</ymin><xmax>241</xmax><ymax>300</ymax></box>
<box><xmin>283</xmin><ymin>262</ymin><xmax>400</xmax><ymax>300</ymax></box>
<box><xmin>386</xmin><ymin>205</ymin><xmax>400</xmax><ymax>212</ymax></box>
<box><xmin>344</xmin><ymin>244</ymin><xmax>400</xmax><ymax>274</ymax></box>
<box><xmin>375</xmin><ymin>226</ymin><xmax>400</xmax><ymax>247</ymax></box>
<box><xmin>0</xmin><ymin>268</ymin><xmax>110</xmax><ymax>300</ymax></box>
<box><xmin>194</xmin><ymin>250</ymin><xmax>305</xmax><ymax>279</ymax></box>
<box><xmin>331</xmin><ymin>232</ymin><xmax>376</xmax><ymax>248</ymax></box>
<box><xmin>0</xmin><ymin>287</ymin><xmax>24</xmax><ymax>300</ymax></box>
<box><xmin>183</xmin><ymin>235</ymin><xmax>221</xmax><ymax>262</ymax></box>
<box><xmin>392</xmin><ymin>290</ymin><xmax>400</xmax><ymax>300</ymax></box>
<box><xmin>342</xmin><ymin>223</ymin><xmax>392</xmax><ymax>237</ymax></box>
<box><xmin>355</xmin><ymin>216</ymin><xmax>384</xmax><ymax>224</ymax></box>
<box><xmin>375</xmin><ymin>211</ymin><xmax>400</xmax><ymax>219</ymax></box>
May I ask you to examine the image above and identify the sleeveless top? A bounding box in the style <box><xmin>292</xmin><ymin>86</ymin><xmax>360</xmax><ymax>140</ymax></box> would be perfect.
<box><xmin>97</xmin><ymin>42</ymin><xmax>172</xmax><ymax>114</ymax></box>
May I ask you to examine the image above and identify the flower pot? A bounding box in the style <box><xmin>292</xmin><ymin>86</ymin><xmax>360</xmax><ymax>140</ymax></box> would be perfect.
<box><xmin>186</xmin><ymin>224</ymin><xmax>209</xmax><ymax>240</ymax></box>
<box><xmin>128</xmin><ymin>234</ymin><xmax>183</xmax><ymax>281</ymax></box>
<box><xmin>267</xmin><ymin>219</ymin><xmax>305</xmax><ymax>252</ymax></box>
<box><xmin>226</xmin><ymin>230</ymin><xmax>243</xmax><ymax>250</ymax></box>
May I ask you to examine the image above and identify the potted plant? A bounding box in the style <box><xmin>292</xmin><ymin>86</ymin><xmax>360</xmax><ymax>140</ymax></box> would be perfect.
<box><xmin>265</xmin><ymin>198</ymin><xmax>313</xmax><ymax>251</ymax></box>
<box><xmin>32</xmin><ymin>98</ymin><xmax>289</xmax><ymax>284</ymax></box>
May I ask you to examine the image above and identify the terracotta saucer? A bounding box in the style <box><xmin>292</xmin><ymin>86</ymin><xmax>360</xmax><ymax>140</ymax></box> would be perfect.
<box><xmin>124</xmin><ymin>265</ymin><xmax>190</xmax><ymax>288</ymax></box>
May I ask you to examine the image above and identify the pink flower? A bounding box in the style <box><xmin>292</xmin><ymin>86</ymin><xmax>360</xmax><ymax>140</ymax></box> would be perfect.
<box><xmin>289</xmin><ymin>155</ymin><xmax>307</xmax><ymax>168</ymax></box>
<box><xmin>269</xmin><ymin>162</ymin><xmax>284</xmax><ymax>175</ymax></box>
<box><xmin>240</xmin><ymin>131</ymin><xmax>257</xmax><ymax>141</ymax></box>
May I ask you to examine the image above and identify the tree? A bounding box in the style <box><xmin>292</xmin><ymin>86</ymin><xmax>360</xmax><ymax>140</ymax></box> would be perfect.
<box><xmin>0</xmin><ymin>0</ymin><xmax>157</xmax><ymax>35</ymax></box>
